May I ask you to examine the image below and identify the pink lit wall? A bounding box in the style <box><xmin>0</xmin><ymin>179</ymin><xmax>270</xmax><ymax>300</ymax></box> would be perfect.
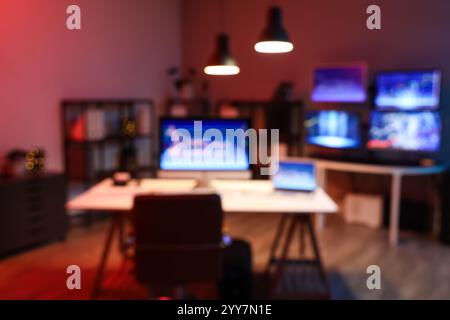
<box><xmin>0</xmin><ymin>0</ymin><xmax>181</xmax><ymax>171</ymax></box>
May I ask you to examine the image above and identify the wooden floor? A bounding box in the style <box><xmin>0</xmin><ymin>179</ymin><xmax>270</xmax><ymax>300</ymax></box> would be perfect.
<box><xmin>1</xmin><ymin>213</ymin><xmax>450</xmax><ymax>300</ymax></box>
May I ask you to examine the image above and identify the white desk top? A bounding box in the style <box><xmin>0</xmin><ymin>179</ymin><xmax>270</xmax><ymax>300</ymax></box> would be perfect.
<box><xmin>67</xmin><ymin>179</ymin><xmax>338</xmax><ymax>215</ymax></box>
<box><xmin>298</xmin><ymin>157</ymin><xmax>447</xmax><ymax>176</ymax></box>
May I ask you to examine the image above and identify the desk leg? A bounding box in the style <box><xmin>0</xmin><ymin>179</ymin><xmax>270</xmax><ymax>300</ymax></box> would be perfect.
<box><xmin>389</xmin><ymin>174</ymin><xmax>402</xmax><ymax>246</ymax></box>
<box><xmin>268</xmin><ymin>215</ymin><xmax>330</xmax><ymax>299</ymax></box>
<box><xmin>432</xmin><ymin>175</ymin><xmax>442</xmax><ymax>238</ymax></box>
<box><xmin>269</xmin><ymin>216</ymin><xmax>296</xmax><ymax>297</ymax></box>
<box><xmin>315</xmin><ymin>215</ymin><xmax>325</xmax><ymax>232</ymax></box>
<box><xmin>316</xmin><ymin>167</ymin><xmax>327</xmax><ymax>231</ymax></box>
<box><xmin>266</xmin><ymin>214</ymin><xmax>288</xmax><ymax>273</ymax></box>
<box><xmin>306</xmin><ymin>216</ymin><xmax>328</xmax><ymax>289</ymax></box>
<box><xmin>299</xmin><ymin>221</ymin><xmax>306</xmax><ymax>256</ymax></box>
<box><xmin>91</xmin><ymin>216</ymin><xmax>119</xmax><ymax>299</ymax></box>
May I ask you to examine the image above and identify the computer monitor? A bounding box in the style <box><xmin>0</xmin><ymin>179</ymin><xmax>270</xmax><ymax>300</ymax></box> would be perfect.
<box><xmin>305</xmin><ymin>110</ymin><xmax>362</xmax><ymax>149</ymax></box>
<box><xmin>367</xmin><ymin>111</ymin><xmax>441</xmax><ymax>152</ymax></box>
<box><xmin>374</xmin><ymin>70</ymin><xmax>441</xmax><ymax>111</ymax></box>
<box><xmin>311</xmin><ymin>64</ymin><xmax>367</xmax><ymax>103</ymax></box>
<box><xmin>272</xmin><ymin>161</ymin><xmax>316</xmax><ymax>192</ymax></box>
<box><xmin>158</xmin><ymin>118</ymin><xmax>252</xmax><ymax>181</ymax></box>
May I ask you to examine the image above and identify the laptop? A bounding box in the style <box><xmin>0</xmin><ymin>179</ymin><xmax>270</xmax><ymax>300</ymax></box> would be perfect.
<box><xmin>272</xmin><ymin>161</ymin><xmax>317</xmax><ymax>193</ymax></box>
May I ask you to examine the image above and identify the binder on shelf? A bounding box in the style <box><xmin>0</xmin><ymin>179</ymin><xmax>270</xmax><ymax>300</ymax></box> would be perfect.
<box><xmin>136</xmin><ymin>103</ymin><xmax>151</xmax><ymax>135</ymax></box>
<box><xmin>86</xmin><ymin>108</ymin><xmax>106</xmax><ymax>141</ymax></box>
<box><xmin>134</xmin><ymin>139</ymin><xmax>151</xmax><ymax>167</ymax></box>
<box><xmin>103</xmin><ymin>142</ymin><xmax>120</xmax><ymax>171</ymax></box>
<box><xmin>70</xmin><ymin>116</ymin><xmax>85</xmax><ymax>141</ymax></box>
<box><xmin>104</xmin><ymin>108</ymin><xmax>121</xmax><ymax>137</ymax></box>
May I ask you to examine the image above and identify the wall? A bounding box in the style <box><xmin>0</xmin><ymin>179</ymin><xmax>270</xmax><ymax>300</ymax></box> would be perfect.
<box><xmin>182</xmin><ymin>0</ymin><xmax>450</xmax><ymax>161</ymax></box>
<box><xmin>0</xmin><ymin>0</ymin><xmax>181</xmax><ymax>171</ymax></box>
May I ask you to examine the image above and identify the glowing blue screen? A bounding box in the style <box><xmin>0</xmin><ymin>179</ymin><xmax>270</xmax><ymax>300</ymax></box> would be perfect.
<box><xmin>375</xmin><ymin>70</ymin><xmax>441</xmax><ymax>111</ymax></box>
<box><xmin>273</xmin><ymin>162</ymin><xmax>316</xmax><ymax>192</ymax></box>
<box><xmin>306</xmin><ymin>110</ymin><xmax>361</xmax><ymax>149</ymax></box>
<box><xmin>159</xmin><ymin>119</ymin><xmax>250</xmax><ymax>171</ymax></box>
<box><xmin>368</xmin><ymin>111</ymin><xmax>441</xmax><ymax>152</ymax></box>
<box><xmin>311</xmin><ymin>67</ymin><xmax>366</xmax><ymax>103</ymax></box>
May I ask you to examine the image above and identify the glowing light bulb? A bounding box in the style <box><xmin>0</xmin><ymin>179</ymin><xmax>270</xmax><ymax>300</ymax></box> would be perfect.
<box><xmin>254</xmin><ymin>41</ymin><xmax>293</xmax><ymax>53</ymax></box>
<box><xmin>203</xmin><ymin>65</ymin><xmax>240</xmax><ymax>76</ymax></box>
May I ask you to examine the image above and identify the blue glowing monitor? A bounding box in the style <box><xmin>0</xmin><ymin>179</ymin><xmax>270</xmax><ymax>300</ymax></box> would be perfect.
<box><xmin>273</xmin><ymin>161</ymin><xmax>316</xmax><ymax>192</ymax></box>
<box><xmin>305</xmin><ymin>110</ymin><xmax>361</xmax><ymax>149</ymax></box>
<box><xmin>368</xmin><ymin>111</ymin><xmax>441</xmax><ymax>152</ymax></box>
<box><xmin>375</xmin><ymin>70</ymin><xmax>441</xmax><ymax>111</ymax></box>
<box><xmin>159</xmin><ymin>118</ymin><xmax>250</xmax><ymax>171</ymax></box>
<box><xmin>311</xmin><ymin>65</ymin><xmax>367</xmax><ymax>103</ymax></box>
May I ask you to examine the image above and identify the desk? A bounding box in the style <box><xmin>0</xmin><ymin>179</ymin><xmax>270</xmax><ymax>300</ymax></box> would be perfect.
<box><xmin>67</xmin><ymin>179</ymin><xmax>337</xmax><ymax>298</ymax></box>
<box><xmin>303</xmin><ymin>158</ymin><xmax>447</xmax><ymax>246</ymax></box>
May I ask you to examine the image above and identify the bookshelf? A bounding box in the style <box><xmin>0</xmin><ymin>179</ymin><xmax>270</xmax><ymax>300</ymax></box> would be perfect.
<box><xmin>62</xmin><ymin>99</ymin><xmax>157</xmax><ymax>185</ymax></box>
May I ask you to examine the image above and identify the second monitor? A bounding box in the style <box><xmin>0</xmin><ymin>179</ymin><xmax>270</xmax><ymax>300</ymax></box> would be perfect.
<box><xmin>305</xmin><ymin>110</ymin><xmax>362</xmax><ymax>149</ymax></box>
<box><xmin>367</xmin><ymin>111</ymin><xmax>441</xmax><ymax>153</ymax></box>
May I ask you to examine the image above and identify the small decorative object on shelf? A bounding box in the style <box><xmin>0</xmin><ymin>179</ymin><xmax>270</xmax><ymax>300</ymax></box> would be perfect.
<box><xmin>25</xmin><ymin>148</ymin><xmax>46</xmax><ymax>175</ymax></box>
<box><xmin>166</xmin><ymin>66</ymin><xmax>211</xmax><ymax>117</ymax></box>
<box><xmin>121</xmin><ymin>117</ymin><xmax>137</xmax><ymax>138</ymax></box>
<box><xmin>0</xmin><ymin>150</ymin><xmax>27</xmax><ymax>178</ymax></box>
<box><xmin>70</xmin><ymin>116</ymin><xmax>85</xmax><ymax>141</ymax></box>
<box><xmin>167</xmin><ymin>67</ymin><xmax>197</xmax><ymax>100</ymax></box>
<box><xmin>273</xmin><ymin>81</ymin><xmax>294</xmax><ymax>102</ymax></box>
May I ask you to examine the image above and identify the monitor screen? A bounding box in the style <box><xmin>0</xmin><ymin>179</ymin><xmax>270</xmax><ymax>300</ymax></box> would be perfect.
<box><xmin>367</xmin><ymin>111</ymin><xmax>441</xmax><ymax>152</ymax></box>
<box><xmin>305</xmin><ymin>110</ymin><xmax>361</xmax><ymax>149</ymax></box>
<box><xmin>273</xmin><ymin>161</ymin><xmax>317</xmax><ymax>192</ymax></box>
<box><xmin>159</xmin><ymin>118</ymin><xmax>250</xmax><ymax>171</ymax></box>
<box><xmin>311</xmin><ymin>65</ymin><xmax>367</xmax><ymax>103</ymax></box>
<box><xmin>375</xmin><ymin>70</ymin><xmax>441</xmax><ymax>111</ymax></box>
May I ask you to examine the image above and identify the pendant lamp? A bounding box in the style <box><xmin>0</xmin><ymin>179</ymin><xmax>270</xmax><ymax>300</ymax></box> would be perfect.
<box><xmin>204</xmin><ymin>0</ymin><xmax>240</xmax><ymax>76</ymax></box>
<box><xmin>204</xmin><ymin>33</ymin><xmax>240</xmax><ymax>75</ymax></box>
<box><xmin>255</xmin><ymin>5</ymin><xmax>293</xmax><ymax>53</ymax></box>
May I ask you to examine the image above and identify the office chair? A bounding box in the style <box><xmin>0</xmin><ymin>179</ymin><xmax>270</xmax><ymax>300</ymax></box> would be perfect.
<box><xmin>132</xmin><ymin>193</ymin><xmax>223</xmax><ymax>299</ymax></box>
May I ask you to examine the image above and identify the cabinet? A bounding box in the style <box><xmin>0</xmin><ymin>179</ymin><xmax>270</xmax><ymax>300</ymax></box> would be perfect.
<box><xmin>0</xmin><ymin>174</ymin><xmax>68</xmax><ymax>256</ymax></box>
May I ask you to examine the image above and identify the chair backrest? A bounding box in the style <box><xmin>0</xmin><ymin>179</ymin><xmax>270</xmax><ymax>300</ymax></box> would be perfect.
<box><xmin>133</xmin><ymin>193</ymin><xmax>223</xmax><ymax>285</ymax></box>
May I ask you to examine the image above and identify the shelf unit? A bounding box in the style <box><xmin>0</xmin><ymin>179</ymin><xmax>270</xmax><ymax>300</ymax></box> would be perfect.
<box><xmin>62</xmin><ymin>99</ymin><xmax>157</xmax><ymax>185</ymax></box>
<box><xmin>165</xmin><ymin>98</ymin><xmax>211</xmax><ymax>117</ymax></box>
<box><xmin>215</xmin><ymin>99</ymin><xmax>304</xmax><ymax>156</ymax></box>
<box><xmin>215</xmin><ymin>99</ymin><xmax>304</xmax><ymax>179</ymax></box>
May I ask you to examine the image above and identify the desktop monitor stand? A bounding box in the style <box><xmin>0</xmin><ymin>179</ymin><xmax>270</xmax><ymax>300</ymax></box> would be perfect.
<box><xmin>157</xmin><ymin>170</ymin><xmax>252</xmax><ymax>186</ymax></box>
<box><xmin>195</xmin><ymin>171</ymin><xmax>211</xmax><ymax>188</ymax></box>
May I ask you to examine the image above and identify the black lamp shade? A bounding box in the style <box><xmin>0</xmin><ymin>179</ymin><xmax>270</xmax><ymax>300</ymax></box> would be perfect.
<box><xmin>255</xmin><ymin>6</ymin><xmax>293</xmax><ymax>53</ymax></box>
<box><xmin>260</xmin><ymin>6</ymin><xmax>290</xmax><ymax>42</ymax></box>
<box><xmin>204</xmin><ymin>33</ymin><xmax>240</xmax><ymax>75</ymax></box>
<box><xmin>207</xmin><ymin>34</ymin><xmax>237</xmax><ymax>66</ymax></box>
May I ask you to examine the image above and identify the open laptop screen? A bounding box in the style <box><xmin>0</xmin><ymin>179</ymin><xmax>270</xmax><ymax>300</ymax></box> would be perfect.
<box><xmin>272</xmin><ymin>161</ymin><xmax>317</xmax><ymax>192</ymax></box>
